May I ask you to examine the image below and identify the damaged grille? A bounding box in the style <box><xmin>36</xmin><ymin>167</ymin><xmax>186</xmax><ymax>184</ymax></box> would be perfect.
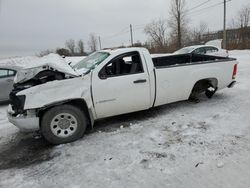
<box><xmin>9</xmin><ymin>90</ymin><xmax>26</xmax><ymax>115</ymax></box>
<box><xmin>8</xmin><ymin>69</ymin><xmax>68</xmax><ymax>115</ymax></box>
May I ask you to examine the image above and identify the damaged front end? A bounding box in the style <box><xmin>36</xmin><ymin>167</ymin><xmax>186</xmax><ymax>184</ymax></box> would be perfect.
<box><xmin>7</xmin><ymin>105</ymin><xmax>39</xmax><ymax>132</ymax></box>
<box><xmin>8</xmin><ymin>60</ymin><xmax>80</xmax><ymax>132</ymax></box>
<box><xmin>10</xmin><ymin>68</ymin><xmax>73</xmax><ymax>114</ymax></box>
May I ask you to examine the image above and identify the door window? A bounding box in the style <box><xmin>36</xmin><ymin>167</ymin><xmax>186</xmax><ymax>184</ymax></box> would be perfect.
<box><xmin>193</xmin><ymin>48</ymin><xmax>206</xmax><ymax>54</ymax></box>
<box><xmin>205</xmin><ymin>47</ymin><xmax>219</xmax><ymax>53</ymax></box>
<box><xmin>99</xmin><ymin>52</ymin><xmax>143</xmax><ymax>79</ymax></box>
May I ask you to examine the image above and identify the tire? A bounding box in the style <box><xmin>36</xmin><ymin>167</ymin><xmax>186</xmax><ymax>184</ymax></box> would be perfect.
<box><xmin>41</xmin><ymin>104</ymin><xmax>87</xmax><ymax>145</ymax></box>
<box><xmin>205</xmin><ymin>87</ymin><xmax>217</xmax><ymax>99</ymax></box>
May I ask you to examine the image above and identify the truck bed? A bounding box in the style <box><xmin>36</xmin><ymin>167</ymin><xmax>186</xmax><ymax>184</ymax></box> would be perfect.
<box><xmin>152</xmin><ymin>53</ymin><xmax>237</xmax><ymax>107</ymax></box>
<box><xmin>152</xmin><ymin>54</ymin><xmax>235</xmax><ymax>68</ymax></box>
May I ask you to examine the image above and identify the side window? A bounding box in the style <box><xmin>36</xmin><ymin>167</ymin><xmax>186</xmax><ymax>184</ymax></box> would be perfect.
<box><xmin>8</xmin><ymin>70</ymin><xmax>16</xmax><ymax>76</ymax></box>
<box><xmin>193</xmin><ymin>48</ymin><xmax>206</xmax><ymax>54</ymax></box>
<box><xmin>0</xmin><ymin>69</ymin><xmax>16</xmax><ymax>78</ymax></box>
<box><xmin>211</xmin><ymin>47</ymin><xmax>219</xmax><ymax>52</ymax></box>
<box><xmin>0</xmin><ymin>69</ymin><xmax>8</xmax><ymax>78</ymax></box>
<box><xmin>99</xmin><ymin>52</ymin><xmax>143</xmax><ymax>78</ymax></box>
<box><xmin>205</xmin><ymin>47</ymin><xmax>219</xmax><ymax>53</ymax></box>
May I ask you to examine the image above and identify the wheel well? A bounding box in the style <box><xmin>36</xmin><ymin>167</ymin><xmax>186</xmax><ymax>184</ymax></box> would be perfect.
<box><xmin>190</xmin><ymin>78</ymin><xmax>218</xmax><ymax>95</ymax></box>
<box><xmin>38</xmin><ymin>99</ymin><xmax>93</xmax><ymax>130</ymax></box>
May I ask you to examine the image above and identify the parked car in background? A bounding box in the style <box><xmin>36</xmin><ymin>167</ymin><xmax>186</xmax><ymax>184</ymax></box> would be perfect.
<box><xmin>0</xmin><ymin>66</ymin><xmax>20</xmax><ymax>102</ymax></box>
<box><xmin>174</xmin><ymin>45</ymin><xmax>229</xmax><ymax>57</ymax></box>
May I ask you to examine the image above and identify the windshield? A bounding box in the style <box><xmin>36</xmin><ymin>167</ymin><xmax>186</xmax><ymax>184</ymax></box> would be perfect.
<box><xmin>73</xmin><ymin>52</ymin><xmax>110</xmax><ymax>71</ymax></box>
<box><xmin>174</xmin><ymin>47</ymin><xmax>195</xmax><ymax>54</ymax></box>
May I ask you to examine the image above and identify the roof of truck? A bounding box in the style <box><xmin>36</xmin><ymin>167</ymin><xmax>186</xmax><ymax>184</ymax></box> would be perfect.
<box><xmin>100</xmin><ymin>47</ymin><xmax>146</xmax><ymax>54</ymax></box>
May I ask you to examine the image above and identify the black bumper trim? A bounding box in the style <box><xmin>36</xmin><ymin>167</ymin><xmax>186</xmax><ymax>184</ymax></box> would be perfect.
<box><xmin>228</xmin><ymin>81</ymin><xmax>236</xmax><ymax>88</ymax></box>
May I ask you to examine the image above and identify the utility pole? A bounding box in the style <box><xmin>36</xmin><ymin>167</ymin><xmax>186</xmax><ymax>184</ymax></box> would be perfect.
<box><xmin>130</xmin><ymin>24</ymin><xmax>134</xmax><ymax>47</ymax></box>
<box><xmin>98</xmin><ymin>36</ymin><xmax>102</xmax><ymax>50</ymax></box>
<box><xmin>223</xmin><ymin>0</ymin><xmax>227</xmax><ymax>49</ymax></box>
<box><xmin>0</xmin><ymin>0</ymin><xmax>2</xmax><ymax>15</ymax></box>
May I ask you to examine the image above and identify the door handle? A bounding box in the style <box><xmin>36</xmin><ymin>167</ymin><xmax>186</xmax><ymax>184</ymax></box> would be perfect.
<box><xmin>6</xmin><ymin>79</ymin><xmax>13</xmax><ymax>82</ymax></box>
<box><xmin>133</xmin><ymin>79</ymin><xmax>147</xmax><ymax>84</ymax></box>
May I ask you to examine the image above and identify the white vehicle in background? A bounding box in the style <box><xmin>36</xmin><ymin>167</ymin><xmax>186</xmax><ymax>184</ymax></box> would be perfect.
<box><xmin>8</xmin><ymin>48</ymin><xmax>238</xmax><ymax>144</ymax></box>
<box><xmin>174</xmin><ymin>45</ymin><xmax>229</xmax><ymax>57</ymax></box>
<box><xmin>174</xmin><ymin>39</ymin><xmax>228</xmax><ymax>57</ymax></box>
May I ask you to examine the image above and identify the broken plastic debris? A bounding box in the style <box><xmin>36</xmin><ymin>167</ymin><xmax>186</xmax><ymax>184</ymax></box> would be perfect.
<box><xmin>217</xmin><ymin>161</ymin><xmax>224</xmax><ymax>168</ymax></box>
<box><xmin>195</xmin><ymin>162</ymin><xmax>204</xmax><ymax>168</ymax></box>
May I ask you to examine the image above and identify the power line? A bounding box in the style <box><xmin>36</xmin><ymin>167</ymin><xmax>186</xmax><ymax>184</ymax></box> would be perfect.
<box><xmin>187</xmin><ymin>0</ymin><xmax>213</xmax><ymax>12</ymax></box>
<box><xmin>133</xmin><ymin>23</ymin><xmax>147</xmax><ymax>28</ymax></box>
<box><xmin>125</xmin><ymin>2</ymin><xmax>217</xmax><ymax>34</ymax></box>
<box><xmin>187</xmin><ymin>0</ymin><xmax>232</xmax><ymax>15</ymax></box>
<box><xmin>133</xmin><ymin>25</ymin><xmax>146</xmax><ymax>30</ymax></box>
<box><xmin>102</xmin><ymin>24</ymin><xmax>145</xmax><ymax>42</ymax></box>
<box><xmin>101</xmin><ymin>0</ymin><xmax>233</xmax><ymax>47</ymax></box>
<box><xmin>102</xmin><ymin>26</ymin><xmax>130</xmax><ymax>40</ymax></box>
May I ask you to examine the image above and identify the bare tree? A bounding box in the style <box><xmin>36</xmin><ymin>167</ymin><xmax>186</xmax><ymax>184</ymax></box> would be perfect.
<box><xmin>144</xmin><ymin>19</ymin><xmax>168</xmax><ymax>52</ymax></box>
<box><xmin>168</xmin><ymin>0</ymin><xmax>188</xmax><ymax>49</ymax></box>
<box><xmin>229</xmin><ymin>5</ymin><xmax>250</xmax><ymax>49</ymax></box>
<box><xmin>88</xmin><ymin>33</ymin><xmax>98</xmax><ymax>52</ymax></box>
<box><xmin>228</xmin><ymin>18</ymin><xmax>237</xmax><ymax>29</ymax></box>
<box><xmin>65</xmin><ymin>39</ymin><xmax>76</xmax><ymax>55</ymax></box>
<box><xmin>38</xmin><ymin>49</ymin><xmax>54</xmax><ymax>57</ymax></box>
<box><xmin>77</xmin><ymin>40</ymin><xmax>85</xmax><ymax>55</ymax></box>
<box><xmin>230</xmin><ymin>5</ymin><xmax>250</xmax><ymax>28</ymax></box>
<box><xmin>238</xmin><ymin>5</ymin><xmax>250</xmax><ymax>28</ymax></box>
<box><xmin>238</xmin><ymin>5</ymin><xmax>250</xmax><ymax>49</ymax></box>
<box><xmin>198</xmin><ymin>22</ymin><xmax>208</xmax><ymax>35</ymax></box>
<box><xmin>191</xmin><ymin>21</ymin><xmax>208</xmax><ymax>44</ymax></box>
<box><xmin>56</xmin><ymin>48</ymin><xmax>70</xmax><ymax>56</ymax></box>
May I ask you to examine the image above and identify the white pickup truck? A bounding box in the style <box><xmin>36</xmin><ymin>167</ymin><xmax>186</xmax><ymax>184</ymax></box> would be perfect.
<box><xmin>8</xmin><ymin>48</ymin><xmax>238</xmax><ymax>144</ymax></box>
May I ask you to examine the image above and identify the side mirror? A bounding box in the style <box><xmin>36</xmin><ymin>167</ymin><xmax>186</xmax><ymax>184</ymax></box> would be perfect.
<box><xmin>99</xmin><ymin>71</ymin><xmax>107</xmax><ymax>80</ymax></box>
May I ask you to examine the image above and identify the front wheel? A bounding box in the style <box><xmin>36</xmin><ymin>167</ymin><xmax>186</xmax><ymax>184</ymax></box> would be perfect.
<box><xmin>41</xmin><ymin>105</ymin><xmax>87</xmax><ymax>145</ymax></box>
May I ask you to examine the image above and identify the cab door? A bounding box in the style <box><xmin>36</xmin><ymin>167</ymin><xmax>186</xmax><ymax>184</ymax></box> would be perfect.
<box><xmin>92</xmin><ymin>52</ymin><xmax>151</xmax><ymax>119</ymax></box>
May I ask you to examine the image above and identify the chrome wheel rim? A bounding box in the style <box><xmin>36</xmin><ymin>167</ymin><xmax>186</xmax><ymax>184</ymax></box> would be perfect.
<box><xmin>50</xmin><ymin>113</ymin><xmax>78</xmax><ymax>138</ymax></box>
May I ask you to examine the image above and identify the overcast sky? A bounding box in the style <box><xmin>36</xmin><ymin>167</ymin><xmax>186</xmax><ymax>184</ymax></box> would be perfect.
<box><xmin>0</xmin><ymin>0</ymin><xmax>249</xmax><ymax>58</ymax></box>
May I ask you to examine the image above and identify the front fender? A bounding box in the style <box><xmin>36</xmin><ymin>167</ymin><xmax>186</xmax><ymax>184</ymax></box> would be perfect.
<box><xmin>17</xmin><ymin>76</ymin><xmax>92</xmax><ymax>110</ymax></box>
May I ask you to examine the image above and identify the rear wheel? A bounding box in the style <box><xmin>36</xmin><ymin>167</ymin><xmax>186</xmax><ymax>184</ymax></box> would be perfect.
<box><xmin>189</xmin><ymin>80</ymin><xmax>217</xmax><ymax>102</ymax></box>
<box><xmin>205</xmin><ymin>87</ymin><xmax>217</xmax><ymax>99</ymax></box>
<box><xmin>41</xmin><ymin>105</ymin><xmax>87</xmax><ymax>145</ymax></box>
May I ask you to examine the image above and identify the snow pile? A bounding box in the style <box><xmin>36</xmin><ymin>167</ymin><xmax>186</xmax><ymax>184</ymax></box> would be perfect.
<box><xmin>0</xmin><ymin>53</ymin><xmax>66</xmax><ymax>69</ymax></box>
<box><xmin>0</xmin><ymin>54</ymin><xmax>86</xmax><ymax>69</ymax></box>
<box><xmin>0</xmin><ymin>55</ymin><xmax>40</xmax><ymax>68</ymax></box>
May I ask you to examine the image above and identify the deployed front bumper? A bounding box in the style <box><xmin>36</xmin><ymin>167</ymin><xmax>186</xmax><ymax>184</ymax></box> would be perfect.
<box><xmin>7</xmin><ymin>105</ymin><xmax>40</xmax><ymax>132</ymax></box>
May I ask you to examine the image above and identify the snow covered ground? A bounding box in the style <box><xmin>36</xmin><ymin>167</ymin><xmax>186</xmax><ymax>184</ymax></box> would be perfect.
<box><xmin>0</xmin><ymin>50</ymin><xmax>250</xmax><ymax>187</ymax></box>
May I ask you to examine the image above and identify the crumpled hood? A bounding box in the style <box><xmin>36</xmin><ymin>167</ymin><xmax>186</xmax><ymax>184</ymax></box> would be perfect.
<box><xmin>14</xmin><ymin>53</ymin><xmax>79</xmax><ymax>83</ymax></box>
